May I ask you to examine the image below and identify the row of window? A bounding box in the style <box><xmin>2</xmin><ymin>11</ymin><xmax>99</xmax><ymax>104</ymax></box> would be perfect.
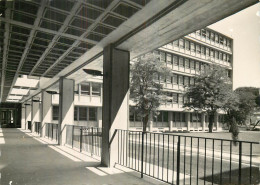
<box><xmin>194</xmin><ymin>29</ymin><xmax>232</xmax><ymax>47</ymax></box>
<box><xmin>75</xmin><ymin>82</ymin><xmax>101</xmax><ymax>96</ymax></box>
<box><xmin>52</xmin><ymin>106</ymin><xmax>98</xmax><ymax>121</ymax></box>
<box><xmin>155</xmin><ymin>74</ymin><xmax>195</xmax><ymax>86</ymax></box>
<box><xmin>163</xmin><ymin>39</ymin><xmax>232</xmax><ymax>62</ymax></box>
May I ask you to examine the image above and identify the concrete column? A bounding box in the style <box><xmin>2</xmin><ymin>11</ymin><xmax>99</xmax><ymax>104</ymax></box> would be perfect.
<box><xmin>201</xmin><ymin>113</ymin><xmax>206</xmax><ymax>131</ymax></box>
<box><xmin>169</xmin><ymin>112</ymin><xmax>173</xmax><ymax>131</ymax></box>
<box><xmin>21</xmin><ymin>105</ymin><xmax>26</xmax><ymax>129</ymax></box>
<box><xmin>58</xmin><ymin>78</ymin><xmax>74</xmax><ymax>145</ymax></box>
<box><xmin>31</xmin><ymin>100</ymin><xmax>40</xmax><ymax>133</ymax></box>
<box><xmin>101</xmin><ymin>44</ymin><xmax>130</xmax><ymax>167</ymax></box>
<box><xmin>186</xmin><ymin>112</ymin><xmax>190</xmax><ymax>131</ymax></box>
<box><xmin>41</xmin><ymin>91</ymin><xmax>52</xmax><ymax>137</ymax></box>
<box><xmin>97</xmin><ymin>107</ymin><xmax>102</xmax><ymax>128</ymax></box>
<box><xmin>25</xmin><ymin>102</ymin><xmax>31</xmax><ymax>130</ymax></box>
<box><xmin>214</xmin><ymin>112</ymin><xmax>219</xmax><ymax>131</ymax></box>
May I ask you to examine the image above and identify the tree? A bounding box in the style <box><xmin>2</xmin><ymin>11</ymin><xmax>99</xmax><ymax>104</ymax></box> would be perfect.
<box><xmin>130</xmin><ymin>53</ymin><xmax>171</xmax><ymax>132</ymax></box>
<box><xmin>184</xmin><ymin>63</ymin><xmax>238</xmax><ymax>133</ymax></box>
<box><xmin>234</xmin><ymin>87</ymin><xmax>259</xmax><ymax>125</ymax></box>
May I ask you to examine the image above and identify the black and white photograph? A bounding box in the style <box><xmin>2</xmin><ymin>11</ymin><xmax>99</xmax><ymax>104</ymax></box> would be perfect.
<box><xmin>0</xmin><ymin>0</ymin><xmax>259</xmax><ymax>184</ymax></box>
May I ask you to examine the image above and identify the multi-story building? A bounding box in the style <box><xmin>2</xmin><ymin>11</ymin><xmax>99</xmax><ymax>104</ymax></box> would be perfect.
<box><xmin>49</xmin><ymin>27</ymin><xmax>233</xmax><ymax>132</ymax></box>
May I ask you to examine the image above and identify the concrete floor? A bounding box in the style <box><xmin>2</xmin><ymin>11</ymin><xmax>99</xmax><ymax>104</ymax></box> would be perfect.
<box><xmin>0</xmin><ymin>128</ymin><xmax>166</xmax><ymax>185</ymax></box>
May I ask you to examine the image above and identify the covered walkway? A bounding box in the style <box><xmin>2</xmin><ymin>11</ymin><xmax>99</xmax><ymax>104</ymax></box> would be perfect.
<box><xmin>0</xmin><ymin>128</ymin><xmax>165</xmax><ymax>185</ymax></box>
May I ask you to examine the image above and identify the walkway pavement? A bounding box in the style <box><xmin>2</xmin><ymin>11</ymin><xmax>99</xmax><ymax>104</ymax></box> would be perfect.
<box><xmin>0</xmin><ymin>128</ymin><xmax>167</xmax><ymax>185</ymax></box>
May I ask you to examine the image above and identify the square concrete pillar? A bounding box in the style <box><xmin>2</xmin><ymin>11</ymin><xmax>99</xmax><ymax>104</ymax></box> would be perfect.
<box><xmin>58</xmin><ymin>78</ymin><xmax>74</xmax><ymax>145</ymax></box>
<box><xmin>41</xmin><ymin>91</ymin><xmax>52</xmax><ymax>137</ymax></box>
<box><xmin>201</xmin><ymin>113</ymin><xmax>206</xmax><ymax>131</ymax></box>
<box><xmin>214</xmin><ymin>112</ymin><xmax>219</xmax><ymax>131</ymax></box>
<box><xmin>31</xmin><ymin>100</ymin><xmax>40</xmax><ymax>133</ymax></box>
<box><xmin>21</xmin><ymin>105</ymin><xmax>26</xmax><ymax>129</ymax></box>
<box><xmin>101</xmin><ymin>44</ymin><xmax>130</xmax><ymax>167</ymax></box>
<box><xmin>25</xmin><ymin>102</ymin><xmax>31</xmax><ymax>130</ymax></box>
<box><xmin>169</xmin><ymin>112</ymin><xmax>173</xmax><ymax>131</ymax></box>
<box><xmin>186</xmin><ymin>112</ymin><xmax>190</xmax><ymax>131</ymax></box>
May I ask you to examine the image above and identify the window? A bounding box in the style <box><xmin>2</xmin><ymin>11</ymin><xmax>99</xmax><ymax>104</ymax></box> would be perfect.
<box><xmin>210</xmin><ymin>32</ymin><xmax>215</xmax><ymax>41</ymax></box>
<box><xmin>201</xmin><ymin>64</ymin><xmax>205</xmax><ymax>73</ymax></box>
<box><xmin>191</xmin><ymin>42</ymin><xmax>195</xmax><ymax>52</ymax></box>
<box><xmin>223</xmin><ymin>53</ymin><xmax>227</xmax><ymax>61</ymax></box>
<box><xmin>196</xmin><ymin>30</ymin><xmax>201</xmax><ymax>36</ymax></box>
<box><xmin>185</xmin><ymin>58</ymin><xmax>190</xmax><ymax>69</ymax></box>
<box><xmin>215</xmin><ymin>34</ymin><xmax>219</xmax><ymax>43</ymax></box>
<box><xmin>92</xmin><ymin>83</ymin><xmax>101</xmax><ymax>96</ymax></box>
<box><xmin>219</xmin><ymin>36</ymin><xmax>223</xmax><ymax>45</ymax></box>
<box><xmin>190</xmin><ymin>77</ymin><xmax>194</xmax><ymax>85</ymax></box>
<box><xmin>166</xmin><ymin>54</ymin><xmax>172</xmax><ymax>65</ymax></box>
<box><xmin>190</xmin><ymin>60</ymin><xmax>195</xmax><ymax>69</ymax></box>
<box><xmin>219</xmin><ymin>52</ymin><xmax>223</xmax><ymax>60</ymax></box>
<box><xmin>179</xmin><ymin>57</ymin><xmax>184</xmax><ymax>67</ymax></box>
<box><xmin>185</xmin><ymin>40</ymin><xmax>190</xmax><ymax>50</ymax></box>
<box><xmin>74</xmin><ymin>107</ymin><xmax>78</xmax><ymax>121</ymax></box>
<box><xmin>175</xmin><ymin>112</ymin><xmax>180</xmax><ymax>122</ymax></box>
<box><xmin>81</xmin><ymin>83</ymin><xmax>90</xmax><ymax>95</ymax></box>
<box><xmin>227</xmin><ymin>55</ymin><xmax>231</xmax><ymax>63</ymax></box>
<box><xmin>79</xmin><ymin>107</ymin><xmax>87</xmax><ymax>121</ymax></box>
<box><xmin>89</xmin><ymin>107</ymin><xmax>97</xmax><ymax>121</ymax></box>
<box><xmin>206</xmin><ymin>30</ymin><xmax>210</xmax><ymax>40</ymax></box>
<box><xmin>179</xmin><ymin>39</ymin><xmax>184</xmax><ymax>49</ymax></box>
<box><xmin>201</xmin><ymin>46</ymin><xmax>205</xmax><ymax>55</ymax></box>
<box><xmin>173</xmin><ymin>93</ymin><xmax>178</xmax><ymax>103</ymax></box>
<box><xmin>184</xmin><ymin>76</ymin><xmax>189</xmax><ymax>86</ymax></box>
<box><xmin>178</xmin><ymin>75</ymin><xmax>184</xmax><ymax>85</ymax></box>
<box><xmin>173</xmin><ymin>74</ymin><xmax>178</xmax><ymax>84</ymax></box>
<box><xmin>167</xmin><ymin>92</ymin><xmax>172</xmax><ymax>103</ymax></box>
<box><xmin>173</xmin><ymin>40</ymin><xmax>179</xmax><ymax>47</ymax></box>
<box><xmin>227</xmin><ymin>39</ymin><xmax>231</xmax><ymax>47</ymax></box>
<box><xmin>206</xmin><ymin>48</ymin><xmax>210</xmax><ymax>56</ymax></box>
<box><xmin>196</xmin><ymin>44</ymin><xmax>201</xmax><ymax>54</ymax></box>
<box><xmin>52</xmin><ymin>106</ymin><xmax>59</xmax><ymax>120</ymax></box>
<box><xmin>163</xmin><ymin>112</ymin><xmax>168</xmax><ymax>122</ymax></box>
<box><xmin>210</xmin><ymin>49</ymin><xmax>214</xmax><ymax>57</ymax></box>
<box><xmin>223</xmin><ymin>38</ymin><xmax>227</xmax><ymax>46</ymax></box>
<box><xmin>166</xmin><ymin>75</ymin><xmax>171</xmax><ymax>83</ymax></box>
<box><xmin>190</xmin><ymin>113</ymin><xmax>201</xmax><ymax>122</ymax></box>
<box><xmin>195</xmin><ymin>61</ymin><xmax>200</xmax><ymax>71</ymax></box>
<box><xmin>215</xmin><ymin>51</ymin><xmax>219</xmax><ymax>59</ymax></box>
<box><xmin>201</xmin><ymin>29</ymin><xmax>206</xmax><ymax>38</ymax></box>
<box><xmin>173</xmin><ymin>55</ymin><xmax>178</xmax><ymax>66</ymax></box>
<box><xmin>160</xmin><ymin>51</ymin><xmax>166</xmax><ymax>62</ymax></box>
<box><xmin>129</xmin><ymin>108</ymin><xmax>135</xmax><ymax>121</ymax></box>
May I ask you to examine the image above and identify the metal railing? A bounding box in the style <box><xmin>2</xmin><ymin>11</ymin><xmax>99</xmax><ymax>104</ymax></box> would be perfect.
<box><xmin>45</xmin><ymin>123</ymin><xmax>59</xmax><ymax>142</ymax></box>
<box><xmin>34</xmin><ymin>121</ymin><xmax>41</xmax><ymax>135</ymax></box>
<box><xmin>116</xmin><ymin>129</ymin><xmax>259</xmax><ymax>185</ymax></box>
<box><xmin>65</xmin><ymin>125</ymin><xmax>102</xmax><ymax>157</ymax></box>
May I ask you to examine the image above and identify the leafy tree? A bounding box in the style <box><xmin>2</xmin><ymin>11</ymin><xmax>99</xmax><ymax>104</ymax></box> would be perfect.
<box><xmin>234</xmin><ymin>87</ymin><xmax>259</xmax><ymax>125</ymax></box>
<box><xmin>184</xmin><ymin>63</ymin><xmax>237</xmax><ymax>133</ymax></box>
<box><xmin>130</xmin><ymin>53</ymin><xmax>171</xmax><ymax>132</ymax></box>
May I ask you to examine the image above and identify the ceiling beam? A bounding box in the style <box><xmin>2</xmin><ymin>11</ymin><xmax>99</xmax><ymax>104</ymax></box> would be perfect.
<box><xmin>0</xmin><ymin>2</ymin><xmax>12</xmax><ymax>103</ymax></box>
<box><xmin>29</xmin><ymin>1</ymin><xmax>83</xmax><ymax>76</ymax></box>
<box><xmin>41</xmin><ymin>0</ymin><xmax>121</xmax><ymax>77</ymax></box>
<box><xmin>5</xmin><ymin>0</ymin><xmax>47</xmax><ymax>102</ymax></box>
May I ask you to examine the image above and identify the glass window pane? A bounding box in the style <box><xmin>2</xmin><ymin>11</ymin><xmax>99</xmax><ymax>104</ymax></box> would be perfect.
<box><xmin>81</xmin><ymin>83</ymin><xmax>90</xmax><ymax>95</ymax></box>
<box><xmin>92</xmin><ymin>83</ymin><xmax>101</xmax><ymax>96</ymax></box>
<box><xmin>79</xmin><ymin>107</ymin><xmax>87</xmax><ymax>121</ymax></box>
<box><xmin>89</xmin><ymin>107</ymin><xmax>97</xmax><ymax>121</ymax></box>
<box><xmin>52</xmin><ymin>106</ymin><xmax>59</xmax><ymax>120</ymax></box>
<box><xmin>74</xmin><ymin>106</ymin><xmax>78</xmax><ymax>121</ymax></box>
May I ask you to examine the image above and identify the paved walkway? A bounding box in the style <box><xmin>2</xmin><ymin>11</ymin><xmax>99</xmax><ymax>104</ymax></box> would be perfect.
<box><xmin>0</xmin><ymin>128</ymin><xmax>166</xmax><ymax>185</ymax></box>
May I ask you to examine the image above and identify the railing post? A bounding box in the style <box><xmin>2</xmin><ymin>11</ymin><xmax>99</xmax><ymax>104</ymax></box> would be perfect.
<box><xmin>72</xmin><ymin>125</ymin><xmax>74</xmax><ymax>148</ymax></box>
<box><xmin>141</xmin><ymin>131</ymin><xmax>144</xmax><ymax>178</ymax></box>
<box><xmin>238</xmin><ymin>141</ymin><xmax>242</xmax><ymax>185</ymax></box>
<box><xmin>91</xmin><ymin>127</ymin><xmax>94</xmax><ymax>156</ymax></box>
<box><xmin>177</xmin><ymin>136</ymin><xmax>181</xmax><ymax>185</ymax></box>
<box><xmin>80</xmin><ymin>127</ymin><xmax>83</xmax><ymax>152</ymax></box>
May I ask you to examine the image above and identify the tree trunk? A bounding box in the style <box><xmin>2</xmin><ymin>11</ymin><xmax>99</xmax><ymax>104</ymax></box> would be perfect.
<box><xmin>208</xmin><ymin>112</ymin><xmax>214</xmax><ymax>133</ymax></box>
<box><xmin>142</xmin><ymin>114</ymin><xmax>149</xmax><ymax>132</ymax></box>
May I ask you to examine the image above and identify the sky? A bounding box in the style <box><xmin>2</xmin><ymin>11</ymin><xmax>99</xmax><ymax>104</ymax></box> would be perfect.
<box><xmin>209</xmin><ymin>3</ymin><xmax>260</xmax><ymax>90</ymax></box>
